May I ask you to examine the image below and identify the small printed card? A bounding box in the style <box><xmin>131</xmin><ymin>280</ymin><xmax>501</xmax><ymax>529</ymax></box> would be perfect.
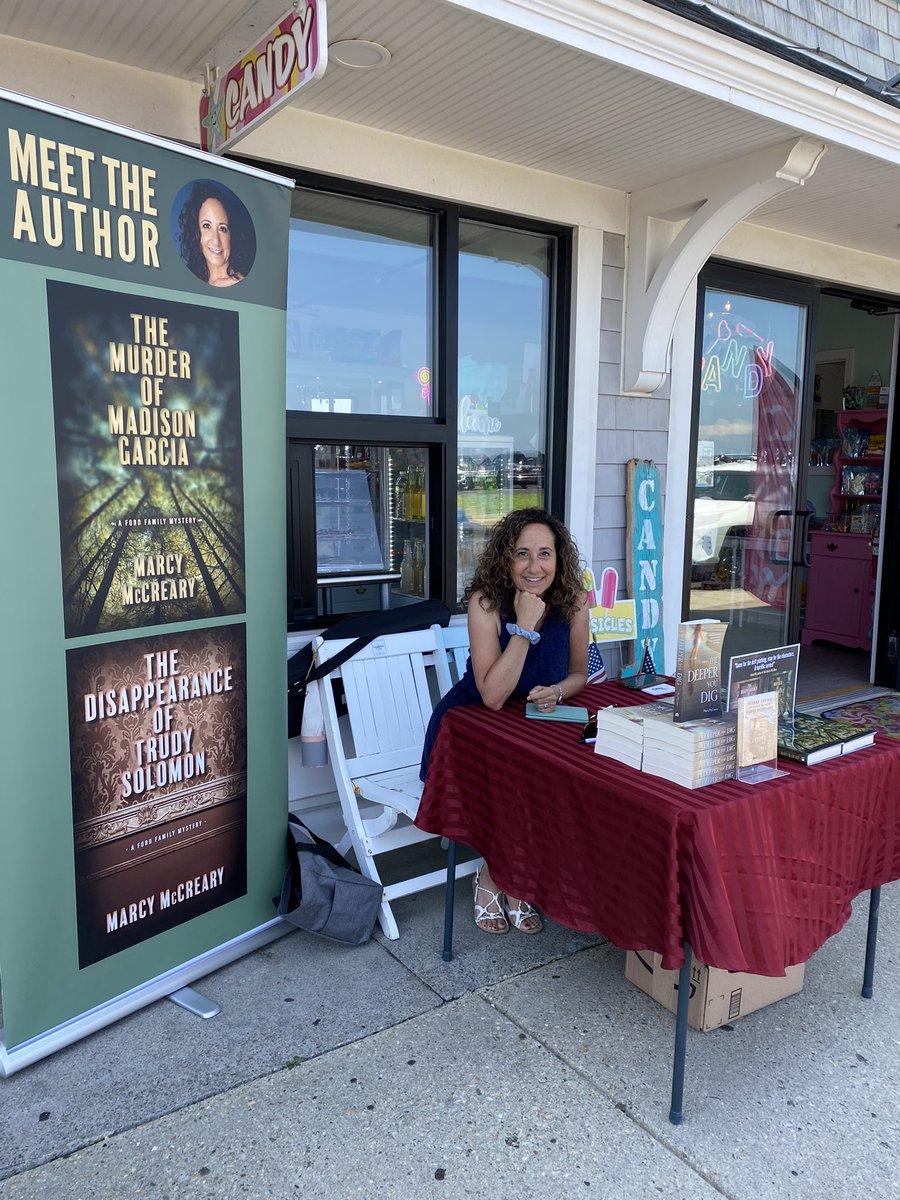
<box><xmin>736</xmin><ymin>690</ymin><xmax>788</xmax><ymax>784</ymax></box>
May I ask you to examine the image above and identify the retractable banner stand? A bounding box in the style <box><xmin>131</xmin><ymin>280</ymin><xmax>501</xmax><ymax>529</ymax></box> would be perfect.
<box><xmin>0</xmin><ymin>90</ymin><xmax>291</xmax><ymax>1072</ymax></box>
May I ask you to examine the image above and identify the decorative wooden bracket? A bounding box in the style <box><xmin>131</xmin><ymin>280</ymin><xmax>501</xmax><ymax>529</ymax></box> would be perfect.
<box><xmin>622</xmin><ymin>136</ymin><xmax>827</xmax><ymax>395</ymax></box>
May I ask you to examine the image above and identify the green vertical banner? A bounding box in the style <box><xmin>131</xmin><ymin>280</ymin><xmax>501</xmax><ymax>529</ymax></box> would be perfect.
<box><xmin>0</xmin><ymin>89</ymin><xmax>291</xmax><ymax>1059</ymax></box>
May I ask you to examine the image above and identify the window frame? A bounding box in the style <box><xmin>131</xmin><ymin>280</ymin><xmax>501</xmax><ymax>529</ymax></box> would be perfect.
<box><xmin>247</xmin><ymin>164</ymin><xmax>573</xmax><ymax>625</ymax></box>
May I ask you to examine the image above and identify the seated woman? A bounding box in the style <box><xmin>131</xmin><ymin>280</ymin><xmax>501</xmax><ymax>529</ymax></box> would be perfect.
<box><xmin>421</xmin><ymin>508</ymin><xmax>589</xmax><ymax>934</ymax></box>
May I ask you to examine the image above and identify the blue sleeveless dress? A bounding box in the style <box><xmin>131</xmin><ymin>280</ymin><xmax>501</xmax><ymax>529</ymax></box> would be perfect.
<box><xmin>420</xmin><ymin>607</ymin><xmax>571</xmax><ymax>780</ymax></box>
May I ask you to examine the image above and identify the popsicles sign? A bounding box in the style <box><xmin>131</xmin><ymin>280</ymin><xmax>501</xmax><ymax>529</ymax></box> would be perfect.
<box><xmin>583</xmin><ymin>566</ymin><xmax>636</xmax><ymax>643</ymax></box>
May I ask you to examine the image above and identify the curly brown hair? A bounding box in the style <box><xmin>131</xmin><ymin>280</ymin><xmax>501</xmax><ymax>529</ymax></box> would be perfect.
<box><xmin>464</xmin><ymin>508</ymin><xmax>584</xmax><ymax>619</ymax></box>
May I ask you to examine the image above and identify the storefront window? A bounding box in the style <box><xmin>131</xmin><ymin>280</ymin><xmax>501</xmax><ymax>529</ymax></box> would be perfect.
<box><xmin>283</xmin><ymin>178</ymin><xmax>569</xmax><ymax>627</ymax></box>
<box><xmin>286</xmin><ymin>192</ymin><xmax>433</xmax><ymax>416</ymax></box>
<box><xmin>456</xmin><ymin>221</ymin><xmax>552</xmax><ymax>601</ymax></box>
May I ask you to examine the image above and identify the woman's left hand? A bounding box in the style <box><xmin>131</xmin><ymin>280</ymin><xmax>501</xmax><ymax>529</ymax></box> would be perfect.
<box><xmin>527</xmin><ymin>684</ymin><xmax>560</xmax><ymax>712</ymax></box>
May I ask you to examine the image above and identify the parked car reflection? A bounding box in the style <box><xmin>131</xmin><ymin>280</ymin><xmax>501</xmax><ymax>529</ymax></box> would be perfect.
<box><xmin>457</xmin><ymin>454</ymin><xmax>500</xmax><ymax>490</ymax></box>
<box><xmin>692</xmin><ymin>460</ymin><xmax>758</xmax><ymax>571</ymax></box>
<box><xmin>512</xmin><ymin>452</ymin><xmax>544</xmax><ymax>489</ymax></box>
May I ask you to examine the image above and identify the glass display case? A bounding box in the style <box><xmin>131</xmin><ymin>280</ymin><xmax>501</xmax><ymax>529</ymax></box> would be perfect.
<box><xmin>388</xmin><ymin>447</ymin><xmax>429</xmax><ymax>601</ymax></box>
<box><xmin>289</xmin><ymin>442</ymin><xmax>431</xmax><ymax>622</ymax></box>
<box><xmin>315</xmin><ymin>467</ymin><xmax>386</xmax><ymax>575</ymax></box>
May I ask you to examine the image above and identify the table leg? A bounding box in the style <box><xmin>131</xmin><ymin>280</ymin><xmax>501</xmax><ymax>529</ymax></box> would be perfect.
<box><xmin>862</xmin><ymin>886</ymin><xmax>881</xmax><ymax>999</ymax></box>
<box><xmin>442</xmin><ymin>840</ymin><xmax>457</xmax><ymax>962</ymax></box>
<box><xmin>669</xmin><ymin>942</ymin><xmax>693</xmax><ymax>1125</ymax></box>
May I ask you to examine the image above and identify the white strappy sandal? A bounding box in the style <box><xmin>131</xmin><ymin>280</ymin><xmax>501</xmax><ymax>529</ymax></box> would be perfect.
<box><xmin>504</xmin><ymin>896</ymin><xmax>543</xmax><ymax>934</ymax></box>
<box><xmin>473</xmin><ymin>866</ymin><xmax>509</xmax><ymax>935</ymax></box>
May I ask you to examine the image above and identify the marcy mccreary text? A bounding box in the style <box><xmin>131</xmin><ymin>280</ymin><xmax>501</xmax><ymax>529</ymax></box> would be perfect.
<box><xmin>105</xmin><ymin>867</ymin><xmax>225</xmax><ymax>932</ymax></box>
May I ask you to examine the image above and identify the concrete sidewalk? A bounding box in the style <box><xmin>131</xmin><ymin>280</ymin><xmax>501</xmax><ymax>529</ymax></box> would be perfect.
<box><xmin>1</xmin><ymin>880</ymin><xmax>898</xmax><ymax>1199</ymax></box>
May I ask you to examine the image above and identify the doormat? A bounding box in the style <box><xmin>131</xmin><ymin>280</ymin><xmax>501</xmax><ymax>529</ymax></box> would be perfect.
<box><xmin>821</xmin><ymin>694</ymin><xmax>900</xmax><ymax>740</ymax></box>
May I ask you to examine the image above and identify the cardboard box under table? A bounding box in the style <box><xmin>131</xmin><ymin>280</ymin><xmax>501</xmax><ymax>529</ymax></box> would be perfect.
<box><xmin>626</xmin><ymin>950</ymin><xmax>805</xmax><ymax>1032</ymax></box>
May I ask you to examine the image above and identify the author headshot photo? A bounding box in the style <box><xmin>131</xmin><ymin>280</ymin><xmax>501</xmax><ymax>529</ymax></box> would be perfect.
<box><xmin>174</xmin><ymin>180</ymin><xmax>256</xmax><ymax>288</ymax></box>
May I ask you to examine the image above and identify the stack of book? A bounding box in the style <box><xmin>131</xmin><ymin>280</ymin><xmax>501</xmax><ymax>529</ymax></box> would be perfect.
<box><xmin>641</xmin><ymin>714</ymin><xmax>738</xmax><ymax>788</ymax></box>
<box><xmin>776</xmin><ymin>713</ymin><xmax>876</xmax><ymax>765</ymax></box>
<box><xmin>594</xmin><ymin>702</ymin><xmax>674</xmax><ymax>770</ymax></box>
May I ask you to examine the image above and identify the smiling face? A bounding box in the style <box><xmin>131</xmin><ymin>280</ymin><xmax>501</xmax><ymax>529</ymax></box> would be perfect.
<box><xmin>510</xmin><ymin>522</ymin><xmax>557</xmax><ymax>596</ymax></box>
<box><xmin>197</xmin><ymin>197</ymin><xmax>231</xmax><ymax>277</ymax></box>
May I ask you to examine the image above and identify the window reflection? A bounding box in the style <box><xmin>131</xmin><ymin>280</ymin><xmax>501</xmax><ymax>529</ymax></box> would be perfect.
<box><xmin>456</xmin><ymin>221</ymin><xmax>552</xmax><ymax>601</ymax></box>
<box><xmin>689</xmin><ymin>288</ymin><xmax>806</xmax><ymax>652</ymax></box>
<box><xmin>286</xmin><ymin>192</ymin><xmax>433</xmax><ymax>416</ymax></box>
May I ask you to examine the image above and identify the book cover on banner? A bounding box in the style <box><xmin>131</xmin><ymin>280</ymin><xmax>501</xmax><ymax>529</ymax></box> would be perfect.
<box><xmin>726</xmin><ymin>644</ymin><xmax>800</xmax><ymax>726</ymax></box>
<box><xmin>66</xmin><ymin>625</ymin><xmax>248</xmax><ymax>968</ymax></box>
<box><xmin>777</xmin><ymin>713</ymin><xmax>876</xmax><ymax>765</ymax></box>
<box><xmin>48</xmin><ymin>283</ymin><xmax>246</xmax><ymax>638</ymax></box>
<box><xmin>673</xmin><ymin>620</ymin><xmax>728</xmax><ymax>722</ymax></box>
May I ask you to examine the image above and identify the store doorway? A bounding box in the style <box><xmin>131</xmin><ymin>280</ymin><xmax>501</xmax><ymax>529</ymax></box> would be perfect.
<box><xmin>685</xmin><ymin>267</ymin><xmax>898</xmax><ymax>705</ymax></box>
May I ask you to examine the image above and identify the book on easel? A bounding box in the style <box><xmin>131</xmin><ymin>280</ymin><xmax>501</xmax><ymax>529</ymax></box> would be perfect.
<box><xmin>673</xmin><ymin>620</ymin><xmax>729</xmax><ymax>723</ymax></box>
<box><xmin>726</xmin><ymin>644</ymin><xmax>800</xmax><ymax>728</ymax></box>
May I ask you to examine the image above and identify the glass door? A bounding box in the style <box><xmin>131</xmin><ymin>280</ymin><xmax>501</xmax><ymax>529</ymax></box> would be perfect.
<box><xmin>687</xmin><ymin>273</ymin><xmax>815</xmax><ymax>659</ymax></box>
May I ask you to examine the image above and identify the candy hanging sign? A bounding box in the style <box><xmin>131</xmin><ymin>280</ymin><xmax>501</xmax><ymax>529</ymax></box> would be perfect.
<box><xmin>200</xmin><ymin>1</ymin><xmax>328</xmax><ymax>155</ymax></box>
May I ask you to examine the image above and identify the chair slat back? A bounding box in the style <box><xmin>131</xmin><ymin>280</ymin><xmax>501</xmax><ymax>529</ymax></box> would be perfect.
<box><xmin>316</xmin><ymin>629</ymin><xmax>442</xmax><ymax>763</ymax></box>
<box><xmin>432</xmin><ymin>622</ymin><xmax>470</xmax><ymax>693</ymax></box>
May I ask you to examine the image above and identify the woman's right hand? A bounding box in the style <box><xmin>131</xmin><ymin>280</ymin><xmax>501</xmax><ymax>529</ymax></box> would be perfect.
<box><xmin>514</xmin><ymin>588</ymin><xmax>545</xmax><ymax>631</ymax></box>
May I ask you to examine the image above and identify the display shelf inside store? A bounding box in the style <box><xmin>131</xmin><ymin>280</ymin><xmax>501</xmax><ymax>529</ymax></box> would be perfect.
<box><xmin>828</xmin><ymin>409</ymin><xmax>887</xmax><ymax>514</ymax></box>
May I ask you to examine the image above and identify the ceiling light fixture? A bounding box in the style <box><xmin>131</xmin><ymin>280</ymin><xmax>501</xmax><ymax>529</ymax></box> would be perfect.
<box><xmin>329</xmin><ymin>40</ymin><xmax>392</xmax><ymax>69</ymax></box>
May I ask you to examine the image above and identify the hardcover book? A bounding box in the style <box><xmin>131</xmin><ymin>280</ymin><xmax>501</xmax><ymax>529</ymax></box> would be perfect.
<box><xmin>673</xmin><ymin>620</ymin><xmax>729</xmax><ymax>723</ymax></box>
<box><xmin>777</xmin><ymin>713</ymin><xmax>876</xmax><ymax>765</ymax></box>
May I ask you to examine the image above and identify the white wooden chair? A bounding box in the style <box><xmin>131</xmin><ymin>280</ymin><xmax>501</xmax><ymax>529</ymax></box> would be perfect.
<box><xmin>314</xmin><ymin>628</ymin><xmax>478</xmax><ymax>939</ymax></box>
<box><xmin>432</xmin><ymin>622</ymin><xmax>471</xmax><ymax>692</ymax></box>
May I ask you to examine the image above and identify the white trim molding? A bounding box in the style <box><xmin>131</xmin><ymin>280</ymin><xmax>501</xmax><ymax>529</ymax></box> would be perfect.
<box><xmin>622</xmin><ymin>136</ymin><xmax>826</xmax><ymax>394</ymax></box>
<box><xmin>447</xmin><ymin>0</ymin><xmax>900</xmax><ymax>166</ymax></box>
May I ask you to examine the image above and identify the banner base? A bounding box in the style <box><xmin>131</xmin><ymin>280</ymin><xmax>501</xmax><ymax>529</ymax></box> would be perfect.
<box><xmin>0</xmin><ymin>918</ymin><xmax>291</xmax><ymax>1077</ymax></box>
<box><xmin>168</xmin><ymin>986</ymin><xmax>221</xmax><ymax>1019</ymax></box>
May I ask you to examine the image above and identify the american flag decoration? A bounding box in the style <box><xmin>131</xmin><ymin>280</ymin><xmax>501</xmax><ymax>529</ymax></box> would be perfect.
<box><xmin>587</xmin><ymin>639</ymin><xmax>607</xmax><ymax>684</ymax></box>
<box><xmin>639</xmin><ymin>639</ymin><xmax>657</xmax><ymax>676</ymax></box>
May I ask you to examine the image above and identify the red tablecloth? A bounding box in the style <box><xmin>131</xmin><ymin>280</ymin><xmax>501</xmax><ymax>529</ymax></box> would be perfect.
<box><xmin>416</xmin><ymin>683</ymin><xmax>900</xmax><ymax>974</ymax></box>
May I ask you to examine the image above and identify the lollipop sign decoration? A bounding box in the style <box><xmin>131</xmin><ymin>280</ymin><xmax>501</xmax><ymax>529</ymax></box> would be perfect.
<box><xmin>583</xmin><ymin>566</ymin><xmax>637</xmax><ymax>644</ymax></box>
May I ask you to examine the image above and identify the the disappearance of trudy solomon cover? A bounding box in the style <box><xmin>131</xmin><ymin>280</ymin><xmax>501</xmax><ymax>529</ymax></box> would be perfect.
<box><xmin>48</xmin><ymin>280</ymin><xmax>245</xmax><ymax>638</ymax></box>
<box><xmin>67</xmin><ymin>624</ymin><xmax>247</xmax><ymax>968</ymax></box>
